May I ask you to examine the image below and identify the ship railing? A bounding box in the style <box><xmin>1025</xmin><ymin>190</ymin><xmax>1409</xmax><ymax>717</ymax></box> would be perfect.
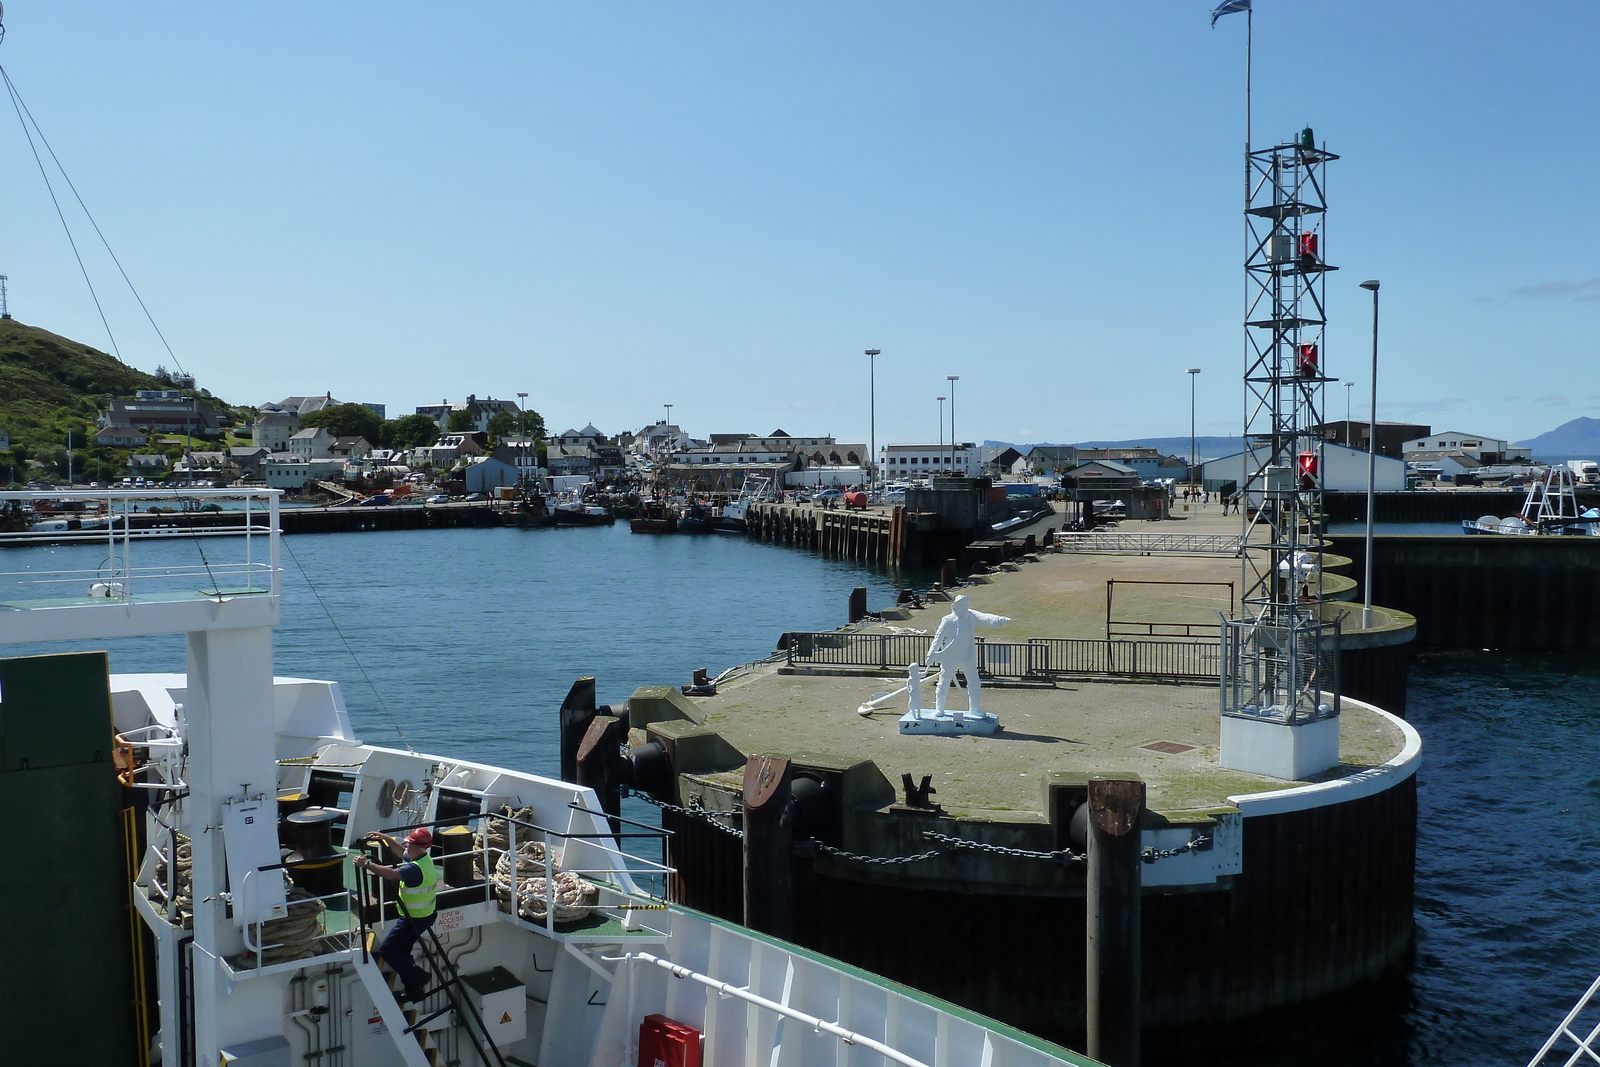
<box><xmin>0</xmin><ymin>488</ymin><xmax>281</xmax><ymax>606</ymax></box>
<box><xmin>236</xmin><ymin>868</ymin><xmax>362</xmax><ymax>972</ymax></box>
<box><xmin>785</xmin><ymin>631</ymin><xmax>1221</xmax><ymax>681</ymax></box>
<box><xmin>360</xmin><ymin>805</ymin><xmax>673</xmax><ymax>944</ymax></box>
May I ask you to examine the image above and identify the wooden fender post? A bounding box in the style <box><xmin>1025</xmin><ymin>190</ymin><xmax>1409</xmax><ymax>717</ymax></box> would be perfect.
<box><xmin>558</xmin><ymin>676</ymin><xmax>598</xmax><ymax>784</ymax></box>
<box><xmin>575</xmin><ymin>714</ymin><xmax>625</xmax><ymax>828</ymax></box>
<box><xmin>1086</xmin><ymin>773</ymin><xmax>1145</xmax><ymax>1067</ymax></box>
<box><xmin>741</xmin><ymin>756</ymin><xmax>794</xmax><ymax>939</ymax></box>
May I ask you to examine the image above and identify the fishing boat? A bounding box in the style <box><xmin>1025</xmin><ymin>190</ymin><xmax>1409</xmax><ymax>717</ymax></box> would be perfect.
<box><xmin>552</xmin><ymin>490</ymin><xmax>615</xmax><ymax>527</ymax></box>
<box><xmin>629</xmin><ymin>500</ymin><xmax>678</xmax><ymax>534</ymax></box>
<box><xmin>715</xmin><ymin>476</ymin><xmax>773</xmax><ymax>534</ymax></box>
<box><xmin>5</xmin><ymin>487</ymin><xmax>1083</xmax><ymax>1067</ymax></box>
<box><xmin>1462</xmin><ymin>466</ymin><xmax>1599</xmax><ymax>536</ymax></box>
<box><xmin>678</xmin><ymin>503</ymin><xmax>716</xmax><ymax>534</ymax></box>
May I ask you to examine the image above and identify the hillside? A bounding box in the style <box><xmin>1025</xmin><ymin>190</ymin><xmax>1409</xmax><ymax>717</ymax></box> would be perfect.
<box><xmin>1516</xmin><ymin>417</ymin><xmax>1600</xmax><ymax>458</ymax></box>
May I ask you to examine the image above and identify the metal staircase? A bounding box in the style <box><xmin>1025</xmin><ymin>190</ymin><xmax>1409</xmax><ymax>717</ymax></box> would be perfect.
<box><xmin>356</xmin><ymin>862</ymin><xmax>508</xmax><ymax>1067</ymax></box>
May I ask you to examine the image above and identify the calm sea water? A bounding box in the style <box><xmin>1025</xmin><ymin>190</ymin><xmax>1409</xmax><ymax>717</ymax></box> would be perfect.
<box><xmin>4</xmin><ymin>526</ymin><xmax>1592</xmax><ymax>1065</ymax></box>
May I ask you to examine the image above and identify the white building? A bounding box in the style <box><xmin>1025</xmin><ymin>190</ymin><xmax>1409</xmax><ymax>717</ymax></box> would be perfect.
<box><xmin>1401</xmin><ymin>431</ymin><xmax>1528</xmax><ymax>463</ymax></box>
<box><xmin>288</xmin><ymin>427</ymin><xmax>334</xmax><ymax>459</ymax></box>
<box><xmin>263</xmin><ymin>456</ymin><xmax>344</xmax><ymax>489</ymax></box>
<box><xmin>1202</xmin><ymin>442</ymin><xmax>1406</xmax><ymax>495</ymax></box>
<box><xmin>879</xmin><ymin>443</ymin><xmax>980</xmax><ymax>479</ymax></box>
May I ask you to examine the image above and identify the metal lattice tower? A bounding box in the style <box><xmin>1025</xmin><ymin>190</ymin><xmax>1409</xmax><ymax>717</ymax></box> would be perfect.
<box><xmin>1222</xmin><ymin>128</ymin><xmax>1341</xmax><ymax>725</ymax></box>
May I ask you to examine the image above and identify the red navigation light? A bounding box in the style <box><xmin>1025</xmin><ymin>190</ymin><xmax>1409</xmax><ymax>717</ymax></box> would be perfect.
<box><xmin>1297</xmin><ymin>450</ymin><xmax>1319</xmax><ymax>489</ymax></box>
<box><xmin>1297</xmin><ymin>343</ymin><xmax>1319</xmax><ymax>378</ymax></box>
<box><xmin>1298</xmin><ymin>232</ymin><xmax>1319</xmax><ymax>262</ymax></box>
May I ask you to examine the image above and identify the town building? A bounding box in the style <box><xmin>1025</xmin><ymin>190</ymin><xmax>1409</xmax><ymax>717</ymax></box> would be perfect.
<box><xmin>229</xmin><ymin>446</ymin><xmax>269</xmax><ymax>479</ymax></box>
<box><xmin>415</xmin><ymin>395</ymin><xmax>522</xmax><ymax>434</ymax></box>
<box><xmin>128</xmin><ymin>454</ymin><xmax>171</xmax><ymax>478</ymax></box>
<box><xmin>329</xmin><ymin>436</ymin><xmax>372</xmax><ymax>460</ymax></box>
<box><xmin>288</xmin><ymin>427</ymin><xmax>334</xmax><ymax>459</ymax></box>
<box><xmin>978</xmin><ymin>446</ymin><xmax>1026</xmax><ymax>478</ymax></box>
<box><xmin>1201</xmin><ymin>442</ymin><xmax>1407</xmax><ymax>495</ymax></box>
<box><xmin>1316</xmin><ymin>421</ymin><xmax>1429</xmax><ymax>459</ymax></box>
<box><xmin>878</xmin><ymin>443</ymin><xmax>981</xmax><ymax>479</ymax></box>
<box><xmin>1023</xmin><ymin>446</ymin><xmax>1078</xmax><ymax>475</ymax></box>
<box><xmin>263</xmin><ymin>456</ymin><xmax>344</xmax><ymax>490</ymax></box>
<box><xmin>107</xmin><ymin>394</ymin><xmax>220</xmax><ymax>437</ymax></box>
<box><xmin>95</xmin><ymin>424</ymin><xmax>149</xmax><ymax>448</ymax></box>
<box><xmin>1400</xmin><ymin>430</ymin><xmax>1530</xmax><ymax>464</ymax></box>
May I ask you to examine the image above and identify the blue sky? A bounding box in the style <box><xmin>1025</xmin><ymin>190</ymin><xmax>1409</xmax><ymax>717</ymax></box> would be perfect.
<box><xmin>0</xmin><ymin>2</ymin><xmax>1594</xmax><ymax>447</ymax></box>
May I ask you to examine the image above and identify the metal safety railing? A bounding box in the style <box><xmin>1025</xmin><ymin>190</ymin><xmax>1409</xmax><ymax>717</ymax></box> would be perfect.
<box><xmin>1053</xmin><ymin>531</ymin><xmax>1246</xmax><ymax>555</ymax></box>
<box><xmin>0</xmin><ymin>488</ymin><xmax>281</xmax><ymax>605</ymax></box>
<box><xmin>785</xmin><ymin>632</ymin><xmax>1220</xmax><ymax>681</ymax></box>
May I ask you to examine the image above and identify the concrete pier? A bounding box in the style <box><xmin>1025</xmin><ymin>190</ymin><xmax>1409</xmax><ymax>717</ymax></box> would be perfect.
<box><xmin>605</xmin><ymin>502</ymin><xmax>1422</xmax><ymax>1045</ymax></box>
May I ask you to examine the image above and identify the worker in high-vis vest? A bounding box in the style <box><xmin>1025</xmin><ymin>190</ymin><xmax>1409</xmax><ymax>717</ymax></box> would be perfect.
<box><xmin>356</xmin><ymin>827</ymin><xmax>439</xmax><ymax>1002</ymax></box>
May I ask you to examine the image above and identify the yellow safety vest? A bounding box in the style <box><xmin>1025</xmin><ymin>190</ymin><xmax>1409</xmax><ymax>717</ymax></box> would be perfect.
<box><xmin>397</xmin><ymin>853</ymin><xmax>440</xmax><ymax>919</ymax></box>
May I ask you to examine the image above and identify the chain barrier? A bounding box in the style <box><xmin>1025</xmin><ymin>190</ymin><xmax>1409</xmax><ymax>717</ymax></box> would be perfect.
<box><xmin>1141</xmin><ymin>835</ymin><xmax>1212</xmax><ymax>863</ymax></box>
<box><xmin>808</xmin><ymin>840</ymin><xmax>946</xmax><ymax>866</ymax></box>
<box><xmin>923</xmin><ymin>831</ymin><xmax>1086</xmax><ymax>864</ymax></box>
<box><xmin>628</xmin><ymin>790</ymin><xmax>744</xmax><ymax>839</ymax></box>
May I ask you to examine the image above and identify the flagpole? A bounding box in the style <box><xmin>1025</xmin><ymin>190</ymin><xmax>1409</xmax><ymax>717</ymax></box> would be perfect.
<box><xmin>1245</xmin><ymin>7</ymin><xmax>1252</xmax><ymax>154</ymax></box>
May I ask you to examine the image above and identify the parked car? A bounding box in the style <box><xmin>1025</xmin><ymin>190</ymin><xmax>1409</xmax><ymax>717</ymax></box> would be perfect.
<box><xmin>465</xmin><ymin>492</ymin><xmax>486</xmax><ymax>501</ymax></box>
<box><xmin>813</xmin><ymin>488</ymin><xmax>844</xmax><ymax>502</ymax></box>
<box><xmin>426</xmin><ymin>494</ymin><xmax>449</xmax><ymax>504</ymax></box>
<box><xmin>357</xmin><ymin>494</ymin><xmax>392</xmax><ymax>506</ymax></box>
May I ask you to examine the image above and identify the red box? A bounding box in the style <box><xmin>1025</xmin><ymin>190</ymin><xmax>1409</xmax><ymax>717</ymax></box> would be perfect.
<box><xmin>638</xmin><ymin>1014</ymin><xmax>702</xmax><ymax>1067</ymax></box>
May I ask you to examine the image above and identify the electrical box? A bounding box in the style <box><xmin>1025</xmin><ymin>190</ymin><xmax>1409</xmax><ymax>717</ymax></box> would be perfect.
<box><xmin>223</xmin><ymin>793</ymin><xmax>288</xmax><ymax>927</ymax></box>
<box><xmin>1265</xmin><ymin>234</ymin><xmax>1296</xmax><ymax>264</ymax></box>
<box><xmin>462</xmin><ymin>966</ymin><xmax>527</xmax><ymax>1045</ymax></box>
<box><xmin>219</xmin><ymin>1034</ymin><xmax>291</xmax><ymax>1067</ymax></box>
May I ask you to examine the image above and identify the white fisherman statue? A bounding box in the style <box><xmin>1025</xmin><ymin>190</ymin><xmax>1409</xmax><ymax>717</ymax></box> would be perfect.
<box><xmin>926</xmin><ymin>594</ymin><xmax>1011</xmax><ymax>715</ymax></box>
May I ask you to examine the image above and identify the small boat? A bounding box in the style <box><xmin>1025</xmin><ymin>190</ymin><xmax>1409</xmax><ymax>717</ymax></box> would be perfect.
<box><xmin>630</xmin><ymin>501</ymin><xmax>678</xmax><ymax>534</ymax></box>
<box><xmin>715</xmin><ymin>475</ymin><xmax>773</xmax><ymax>534</ymax></box>
<box><xmin>1462</xmin><ymin>467</ymin><xmax>1598</xmax><ymax>536</ymax></box>
<box><xmin>552</xmin><ymin>490</ymin><xmax>614</xmax><ymax>527</ymax></box>
<box><xmin>678</xmin><ymin>503</ymin><xmax>715</xmax><ymax>534</ymax></box>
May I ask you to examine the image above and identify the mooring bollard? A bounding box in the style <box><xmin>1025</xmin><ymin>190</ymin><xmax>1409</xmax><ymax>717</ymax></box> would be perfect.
<box><xmin>558</xmin><ymin>676</ymin><xmax>598</xmax><ymax>784</ymax></box>
<box><xmin>1087</xmin><ymin>773</ymin><xmax>1145</xmax><ymax>1067</ymax></box>
<box><xmin>742</xmin><ymin>755</ymin><xmax>795</xmax><ymax>939</ymax></box>
<box><xmin>941</xmin><ymin>558</ymin><xmax>958</xmax><ymax>588</ymax></box>
<box><xmin>848</xmin><ymin>586</ymin><xmax>868</xmax><ymax>623</ymax></box>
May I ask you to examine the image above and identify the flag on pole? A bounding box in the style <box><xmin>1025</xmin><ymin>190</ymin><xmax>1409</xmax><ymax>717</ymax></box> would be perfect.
<box><xmin>1210</xmin><ymin>0</ymin><xmax>1250</xmax><ymax>27</ymax></box>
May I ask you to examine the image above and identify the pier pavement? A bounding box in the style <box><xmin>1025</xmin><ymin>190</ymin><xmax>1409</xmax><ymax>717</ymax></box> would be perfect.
<box><xmin>688</xmin><ymin>499</ymin><xmax>1411</xmax><ymax>821</ymax></box>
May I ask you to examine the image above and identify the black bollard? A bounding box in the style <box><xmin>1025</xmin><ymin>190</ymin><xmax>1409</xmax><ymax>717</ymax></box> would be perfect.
<box><xmin>848</xmin><ymin>586</ymin><xmax>868</xmax><ymax>624</ymax></box>
<box><xmin>741</xmin><ymin>756</ymin><xmax>794</xmax><ymax>939</ymax></box>
<box><xmin>1086</xmin><ymin>773</ymin><xmax>1145</xmax><ymax>1067</ymax></box>
<box><xmin>558</xmin><ymin>676</ymin><xmax>597</xmax><ymax>784</ymax></box>
<box><xmin>941</xmin><ymin>559</ymin><xmax>957</xmax><ymax>588</ymax></box>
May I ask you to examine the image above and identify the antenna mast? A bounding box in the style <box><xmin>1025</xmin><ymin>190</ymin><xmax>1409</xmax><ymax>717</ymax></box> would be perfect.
<box><xmin>0</xmin><ymin>275</ymin><xmax>11</xmax><ymax>320</ymax></box>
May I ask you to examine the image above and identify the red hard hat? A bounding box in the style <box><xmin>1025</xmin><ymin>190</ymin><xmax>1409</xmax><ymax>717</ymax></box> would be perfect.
<box><xmin>404</xmin><ymin>828</ymin><xmax>433</xmax><ymax>848</ymax></box>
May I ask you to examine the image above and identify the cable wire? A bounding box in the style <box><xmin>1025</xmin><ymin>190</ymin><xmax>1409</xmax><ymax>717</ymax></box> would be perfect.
<box><xmin>0</xmin><ymin>63</ymin><xmax>188</xmax><ymax>377</ymax></box>
<box><xmin>279</xmin><ymin>535</ymin><xmax>414</xmax><ymax>752</ymax></box>
<box><xmin>0</xmin><ymin>64</ymin><xmax>121</xmax><ymax>359</ymax></box>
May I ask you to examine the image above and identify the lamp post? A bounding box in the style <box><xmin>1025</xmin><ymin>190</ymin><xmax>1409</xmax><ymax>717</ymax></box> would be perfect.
<box><xmin>937</xmin><ymin>397</ymin><xmax>946</xmax><ymax>478</ymax></box>
<box><xmin>947</xmin><ymin>375</ymin><xmax>960</xmax><ymax>476</ymax></box>
<box><xmin>1186</xmin><ymin>368</ymin><xmax>1201</xmax><ymax>487</ymax></box>
<box><xmin>866</xmin><ymin>350</ymin><xmax>881</xmax><ymax>494</ymax></box>
<box><xmin>1344</xmin><ymin>382</ymin><xmax>1354</xmax><ymax>446</ymax></box>
<box><xmin>1359</xmin><ymin>280</ymin><xmax>1380</xmax><ymax>628</ymax></box>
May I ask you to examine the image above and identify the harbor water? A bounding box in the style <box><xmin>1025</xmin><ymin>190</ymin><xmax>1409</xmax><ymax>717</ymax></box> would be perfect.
<box><xmin>4</xmin><ymin>523</ymin><xmax>1593</xmax><ymax>1065</ymax></box>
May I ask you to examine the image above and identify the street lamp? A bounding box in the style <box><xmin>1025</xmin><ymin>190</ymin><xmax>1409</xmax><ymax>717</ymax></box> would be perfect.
<box><xmin>1186</xmin><ymin>368</ymin><xmax>1201</xmax><ymax>486</ymax></box>
<box><xmin>937</xmin><ymin>397</ymin><xmax>946</xmax><ymax>478</ymax></box>
<box><xmin>946</xmin><ymin>375</ymin><xmax>960</xmax><ymax>475</ymax></box>
<box><xmin>1343</xmin><ymin>382</ymin><xmax>1354</xmax><ymax>446</ymax></box>
<box><xmin>866</xmin><ymin>350</ymin><xmax>881</xmax><ymax>493</ymax></box>
<box><xmin>1359</xmin><ymin>279</ymin><xmax>1380</xmax><ymax>628</ymax></box>
<box><xmin>517</xmin><ymin>392</ymin><xmax>528</xmax><ymax>437</ymax></box>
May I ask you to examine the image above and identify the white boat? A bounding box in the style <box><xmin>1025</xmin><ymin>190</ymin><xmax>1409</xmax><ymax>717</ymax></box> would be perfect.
<box><xmin>717</xmin><ymin>476</ymin><xmax>774</xmax><ymax>534</ymax></box>
<box><xmin>1461</xmin><ymin>467</ymin><xmax>1599</xmax><ymax>536</ymax></box>
<box><xmin>3</xmin><ymin>487</ymin><xmax>1081</xmax><ymax>1067</ymax></box>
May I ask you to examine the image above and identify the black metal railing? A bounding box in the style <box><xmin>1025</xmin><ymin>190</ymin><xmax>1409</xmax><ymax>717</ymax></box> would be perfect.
<box><xmin>786</xmin><ymin>632</ymin><xmax>1220</xmax><ymax>681</ymax></box>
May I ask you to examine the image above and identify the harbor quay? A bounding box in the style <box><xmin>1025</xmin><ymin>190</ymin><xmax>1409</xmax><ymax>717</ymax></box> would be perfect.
<box><xmin>557</xmin><ymin>504</ymin><xmax>1422</xmax><ymax>1047</ymax></box>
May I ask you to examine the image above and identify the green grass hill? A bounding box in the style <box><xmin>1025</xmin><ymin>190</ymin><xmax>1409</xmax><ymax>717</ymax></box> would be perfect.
<box><xmin>0</xmin><ymin>317</ymin><xmax>242</xmax><ymax>483</ymax></box>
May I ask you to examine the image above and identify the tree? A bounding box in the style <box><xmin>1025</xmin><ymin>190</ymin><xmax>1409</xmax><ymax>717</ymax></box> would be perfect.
<box><xmin>382</xmin><ymin>413</ymin><xmax>442</xmax><ymax>451</ymax></box>
<box><xmin>447</xmin><ymin>409</ymin><xmax>476</xmax><ymax>432</ymax></box>
<box><xmin>519</xmin><ymin>408</ymin><xmax>547</xmax><ymax>441</ymax></box>
<box><xmin>299</xmin><ymin>403</ymin><xmax>383</xmax><ymax>442</ymax></box>
<box><xmin>486</xmin><ymin>410</ymin><xmax>518</xmax><ymax>443</ymax></box>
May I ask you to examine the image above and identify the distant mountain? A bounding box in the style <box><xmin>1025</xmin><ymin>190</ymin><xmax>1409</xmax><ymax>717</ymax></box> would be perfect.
<box><xmin>1516</xmin><ymin>418</ymin><xmax>1600</xmax><ymax>459</ymax></box>
<box><xmin>984</xmin><ymin>436</ymin><xmax>1244</xmax><ymax>460</ymax></box>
